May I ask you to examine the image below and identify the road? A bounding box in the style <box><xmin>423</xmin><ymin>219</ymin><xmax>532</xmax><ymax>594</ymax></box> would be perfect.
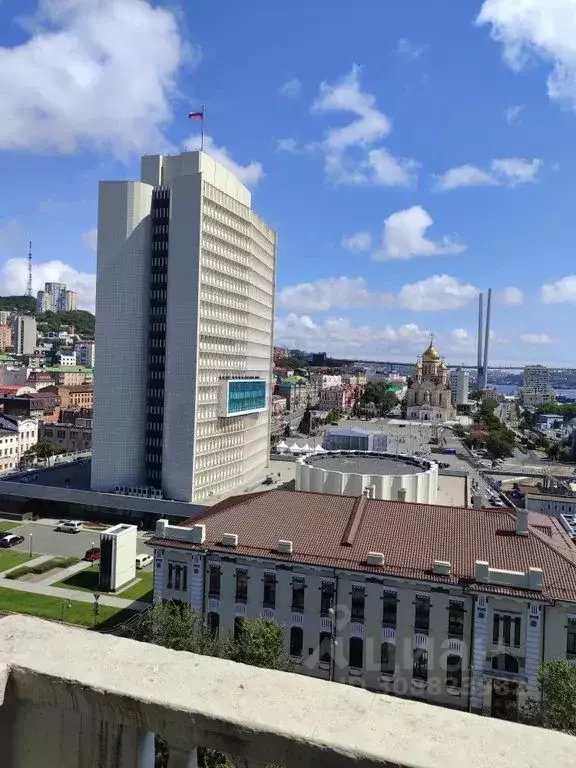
<box><xmin>2</xmin><ymin>519</ymin><xmax>152</xmax><ymax>559</ymax></box>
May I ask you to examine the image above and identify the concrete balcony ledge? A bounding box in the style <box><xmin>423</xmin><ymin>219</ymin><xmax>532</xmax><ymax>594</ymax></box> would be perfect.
<box><xmin>0</xmin><ymin>616</ymin><xmax>574</xmax><ymax>768</ymax></box>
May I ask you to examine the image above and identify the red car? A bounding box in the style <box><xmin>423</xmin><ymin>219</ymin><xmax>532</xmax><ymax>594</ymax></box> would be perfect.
<box><xmin>83</xmin><ymin>547</ymin><xmax>101</xmax><ymax>562</ymax></box>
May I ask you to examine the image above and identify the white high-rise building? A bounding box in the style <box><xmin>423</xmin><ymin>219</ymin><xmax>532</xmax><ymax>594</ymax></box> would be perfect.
<box><xmin>36</xmin><ymin>283</ymin><xmax>77</xmax><ymax>313</ymax></box>
<box><xmin>449</xmin><ymin>368</ymin><xmax>469</xmax><ymax>405</ymax></box>
<box><xmin>12</xmin><ymin>316</ymin><xmax>37</xmax><ymax>355</ymax></box>
<box><xmin>523</xmin><ymin>365</ymin><xmax>555</xmax><ymax>407</ymax></box>
<box><xmin>91</xmin><ymin>151</ymin><xmax>277</xmax><ymax>503</ymax></box>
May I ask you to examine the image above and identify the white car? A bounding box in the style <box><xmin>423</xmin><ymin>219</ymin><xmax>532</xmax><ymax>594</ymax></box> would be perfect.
<box><xmin>135</xmin><ymin>553</ymin><xmax>153</xmax><ymax>569</ymax></box>
<box><xmin>56</xmin><ymin>520</ymin><xmax>83</xmax><ymax>534</ymax></box>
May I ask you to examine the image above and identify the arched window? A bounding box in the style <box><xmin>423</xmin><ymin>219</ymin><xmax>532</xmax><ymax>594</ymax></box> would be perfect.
<box><xmin>290</xmin><ymin>626</ymin><xmax>303</xmax><ymax>657</ymax></box>
<box><xmin>349</xmin><ymin>637</ymin><xmax>364</xmax><ymax>670</ymax></box>
<box><xmin>446</xmin><ymin>655</ymin><xmax>462</xmax><ymax>690</ymax></box>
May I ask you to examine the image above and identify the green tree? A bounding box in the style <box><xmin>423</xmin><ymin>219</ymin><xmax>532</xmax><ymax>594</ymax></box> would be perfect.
<box><xmin>23</xmin><ymin>440</ymin><xmax>64</xmax><ymax>463</ymax></box>
<box><xmin>468</xmin><ymin>389</ymin><xmax>483</xmax><ymax>401</ymax></box>
<box><xmin>547</xmin><ymin>442</ymin><xmax>561</xmax><ymax>461</ymax></box>
<box><xmin>523</xmin><ymin>660</ymin><xmax>576</xmax><ymax>735</ymax></box>
<box><xmin>229</xmin><ymin>617</ymin><xmax>292</xmax><ymax>671</ymax></box>
<box><xmin>485</xmin><ymin>433</ymin><xmax>514</xmax><ymax>459</ymax></box>
<box><xmin>360</xmin><ymin>382</ymin><xmax>398</xmax><ymax>417</ymax></box>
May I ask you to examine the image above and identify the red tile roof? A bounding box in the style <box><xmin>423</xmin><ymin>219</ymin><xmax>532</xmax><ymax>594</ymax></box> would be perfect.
<box><xmin>148</xmin><ymin>491</ymin><xmax>576</xmax><ymax>602</ymax></box>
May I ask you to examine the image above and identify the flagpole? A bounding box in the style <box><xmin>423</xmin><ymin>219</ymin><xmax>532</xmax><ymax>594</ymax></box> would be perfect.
<box><xmin>201</xmin><ymin>103</ymin><xmax>205</xmax><ymax>152</ymax></box>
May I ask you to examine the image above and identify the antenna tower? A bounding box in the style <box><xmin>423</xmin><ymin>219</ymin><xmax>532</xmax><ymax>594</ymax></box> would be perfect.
<box><xmin>26</xmin><ymin>241</ymin><xmax>32</xmax><ymax>297</ymax></box>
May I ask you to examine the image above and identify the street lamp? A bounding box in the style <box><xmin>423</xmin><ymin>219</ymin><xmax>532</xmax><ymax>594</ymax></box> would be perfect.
<box><xmin>28</xmin><ymin>533</ymin><xmax>33</xmax><ymax>559</ymax></box>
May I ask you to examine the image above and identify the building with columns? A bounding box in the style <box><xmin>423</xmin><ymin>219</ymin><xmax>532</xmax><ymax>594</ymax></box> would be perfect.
<box><xmin>149</xmin><ymin>490</ymin><xmax>576</xmax><ymax>720</ymax></box>
<box><xmin>406</xmin><ymin>338</ymin><xmax>453</xmax><ymax>421</ymax></box>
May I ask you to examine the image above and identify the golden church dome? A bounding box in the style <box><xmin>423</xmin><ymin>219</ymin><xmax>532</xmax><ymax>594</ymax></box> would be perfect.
<box><xmin>422</xmin><ymin>340</ymin><xmax>440</xmax><ymax>361</ymax></box>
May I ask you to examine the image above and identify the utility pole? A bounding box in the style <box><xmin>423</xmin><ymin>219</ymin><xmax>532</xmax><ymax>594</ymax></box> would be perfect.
<box><xmin>26</xmin><ymin>241</ymin><xmax>33</xmax><ymax>297</ymax></box>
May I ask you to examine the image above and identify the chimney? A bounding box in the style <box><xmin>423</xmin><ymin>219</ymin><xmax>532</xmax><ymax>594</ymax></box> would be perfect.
<box><xmin>190</xmin><ymin>524</ymin><xmax>206</xmax><ymax>544</ymax></box>
<box><xmin>516</xmin><ymin>509</ymin><xmax>529</xmax><ymax>537</ymax></box>
<box><xmin>277</xmin><ymin>540</ymin><xmax>293</xmax><ymax>554</ymax></box>
<box><xmin>472</xmin><ymin>494</ymin><xmax>483</xmax><ymax>508</ymax></box>
<box><xmin>221</xmin><ymin>533</ymin><xmax>238</xmax><ymax>547</ymax></box>
<box><xmin>155</xmin><ymin>518</ymin><xmax>168</xmax><ymax>537</ymax></box>
<box><xmin>528</xmin><ymin>567</ymin><xmax>543</xmax><ymax>591</ymax></box>
<box><xmin>475</xmin><ymin>560</ymin><xmax>489</xmax><ymax>582</ymax></box>
<box><xmin>397</xmin><ymin>487</ymin><xmax>407</xmax><ymax>503</ymax></box>
<box><xmin>367</xmin><ymin>551</ymin><xmax>385</xmax><ymax>566</ymax></box>
<box><xmin>433</xmin><ymin>560</ymin><xmax>451</xmax><ymax>576</ymax></box>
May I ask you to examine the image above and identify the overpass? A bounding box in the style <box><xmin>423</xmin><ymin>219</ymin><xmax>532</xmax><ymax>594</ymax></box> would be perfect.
<box><xmin>341</xmin><ymin>360</ymin><xmax>576</xmax><ymax>372</ymax></box>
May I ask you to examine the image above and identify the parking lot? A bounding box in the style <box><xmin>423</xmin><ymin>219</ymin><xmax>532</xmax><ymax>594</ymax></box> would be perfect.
<box><xmin>1</xmin><ymin>520</ymin><xmax>152</xmax><ymax>559</ymax></box>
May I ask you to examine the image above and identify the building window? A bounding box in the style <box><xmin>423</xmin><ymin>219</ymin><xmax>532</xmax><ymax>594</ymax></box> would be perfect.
<box><xmin>263</xmin><ymin>572</ymin><xmax>276</xmax><ymax>608</ymax></box>
<box><xmin>57</xmin><ymin>430</ymin><xmax>65</xmax><ymax>439</ymax></box>
<box><xmin>414</xmin><ymin>595</ymin><xmax>430</xmax><ymax>633</ymax></box>
<box><xmin>382</xmin><ymin>591</ymin><xmax>397</xmax><ymax>627</ymax></box>
<box><xmin>320</xmin><ymin>581</ymin><xmax>334</xmax><ymax>616</ymax></box>
<box><xmin>167</xmin><ymin>563</ymin><xmax>187</xmax><ymax>591</ymax></box>
<box><xmin>493</xmin><ymin>613</ymin><xmax>521</xmax><ymax>647</ymax></box>
<box><xmin>380</xmin><ymin>642</ymin><xmax>395</xmax><ymax>675</ymax></box>
<box><xmin>234</xmin><ymin>617</ymin><xmax>244</xmax><ymax>642</ymax></box>
<box><xmin>446</xmin><ymin>655</ymin><xmax>462</xmax><ymax>690</ymax></box>
<box><xmin>291</xmin><ymin>577</ymin><xmax>305</xmax><ymax>612</ymax></box>
<box><xmin>319</xmin><ymin>631</ymin><xmax>332</xmax><ymax>666</ymax></box>
<box><xmin>349</xmin><ymin>637</ymin><xmax>363</xmax><ymax>670</ymax></box>
<box><xmin>235</xmin><ymin>569</ymin><xmax>248</xmax><ymax>603</ymax></box>
<box><xmin>208</xmin><ymin>566</ymin><xmax>221</xmax><ymax>598</ymax></box>
<box><xmin>290</xmin><ymin>626</ymin><xmax>303</xmax><ymax>658</ymax></box>
<box><xmin>351</xmin><ymin>585</ymin><xmax>365</xmax><ymax>622</ymax></box>
<box><xmin>567</xmin><ymin>618</ymin><xmax>576</xmax><ymax>660</ymax></box>
<box><xmin>448</xmin><ymin>601</ymin><xmax>465</xmax><ymax>638</ymax></box>
<box><xmin>207</xmin><ymin>612</ymin><xmax>219</xmax><ymax>637</ymax></box>
<box><xmin>413</xmin><ymin>649</ymin><xmax>428</xmax><ymax>683</ymax></box>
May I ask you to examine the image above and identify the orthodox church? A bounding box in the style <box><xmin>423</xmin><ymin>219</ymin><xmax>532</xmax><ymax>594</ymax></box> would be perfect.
<box><xmin>406</xmin><ymin>337</ymin><xmax>453</xmax><ymax>422</ymax></box>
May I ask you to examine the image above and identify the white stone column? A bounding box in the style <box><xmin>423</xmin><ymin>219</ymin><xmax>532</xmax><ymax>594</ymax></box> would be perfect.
<box><xmin>138</xmin><ymin>730</ymin><xmax>156</xmax><ymax>768</ymax></box>
<box><xmin>470</xmin><ymin>595</ymin><xmax>488</xmax><ymax>711</ymax></box>
<box><xmin>525</xmin><ymin>603</ymin><xmax>542</xmax><ymax>700</ymax></box>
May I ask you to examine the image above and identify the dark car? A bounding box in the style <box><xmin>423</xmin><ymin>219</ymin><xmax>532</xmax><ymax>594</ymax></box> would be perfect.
<box><xmin>0</xmin><ymin>534</ymin><xmax>25</xmax><ymax>548</ymax></box>
<box><xmin>83</xmin><ymin>547</ymin><xmax>101</xmax><ymax>562</ymax></box>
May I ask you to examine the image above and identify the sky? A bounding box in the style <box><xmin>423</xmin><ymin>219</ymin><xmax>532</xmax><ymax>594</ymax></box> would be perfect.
<box><xmin>0</xmin><ymin>0</ymin><xmax>576</xmax><ymax>367</ymax></box>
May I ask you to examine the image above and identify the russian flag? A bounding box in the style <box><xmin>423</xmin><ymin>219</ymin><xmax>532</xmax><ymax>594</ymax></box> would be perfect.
<box><xmin>188</xmin><ymin>111</ymin><xmax>204</xmax><ymax>120</ymax></box>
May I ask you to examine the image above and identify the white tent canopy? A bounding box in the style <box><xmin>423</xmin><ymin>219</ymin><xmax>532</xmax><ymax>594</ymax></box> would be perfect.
<box><xmin>300</xmin><ymin>443</ymin><xmax>312</xmax><ymax>453</ymax></box>
<box><xmin>314</xmin><ymin>444</ymin><xmax>327</xmax><ymax>453</ymax></box>
<box><xmin>276</xmin><ymin>441</ymin><xmax>288</xmax><ymax>452</ymax></box>
<box><xmin>289</xmin><ymin>443</ymin><xmax>303</xmax><ymax>453</ymax></box>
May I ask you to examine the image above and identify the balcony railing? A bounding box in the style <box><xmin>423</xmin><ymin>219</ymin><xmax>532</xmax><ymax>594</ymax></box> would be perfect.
<box><xmin>0</xmin><ymin>615</ymin><xmax>575</xmax><ymax>768</ymax></box>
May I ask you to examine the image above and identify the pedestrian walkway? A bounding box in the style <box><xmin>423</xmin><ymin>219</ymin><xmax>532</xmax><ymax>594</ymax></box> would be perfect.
<box><xmin>0</xmin><ymin>554</ymin><xmax>52</xmax><ymax>577</ymax></box>
<box><xmin>0</xmin><ymin>574</ymin><xmax>150</xmax><ymax>611</ymax></box>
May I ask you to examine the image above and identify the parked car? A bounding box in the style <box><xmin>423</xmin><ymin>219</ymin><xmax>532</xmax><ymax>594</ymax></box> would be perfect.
<box><xmin>56</xmin><ymin>520</ymin><xmax>83</xmax><ymax>534</ymax></box>
<box><xmin>0</xmin><ymin>534</ymin><xmax>24</xmax><ymax>548</ymax></box>
<box><xmin>83</xmin><ymin>547</ymin><xmax>101</xmax><ymax>562</ymax></box>
<box><xmin>135</xmin><ymin>553</ymin><xmax>153</xmax><ymax>569</ymax></box>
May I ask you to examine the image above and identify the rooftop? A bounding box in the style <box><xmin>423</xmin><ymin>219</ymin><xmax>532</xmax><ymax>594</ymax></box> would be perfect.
<box><xmin>42</xmin><ymin>366</ymin><xmax>91</xmax><ymax>373</ymax></box>
<box><xmin>1</xmin><ymin>615</ymin><xmax>574</xmax><ymax>768</ymax></box>
<box><xmin>149</xmin><ymin>490</ymin><xmax>576</xmax><ymax>601</ymax></box>
<box><xmin>304</xmin><ymin>452</ymin><xmax>428</xmax><ymax>476</ymax></box>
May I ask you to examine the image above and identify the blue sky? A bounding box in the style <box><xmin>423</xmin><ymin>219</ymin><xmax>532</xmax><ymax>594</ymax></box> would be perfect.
<box><xmin>1</xmin><ymin>0</ymin><xmax>575</xmax><ymax>366</ymax></box>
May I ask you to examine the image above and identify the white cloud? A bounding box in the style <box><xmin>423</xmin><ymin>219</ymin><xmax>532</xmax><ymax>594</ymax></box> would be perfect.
<box><xmin>279</xmin><ymin>78</ymin><xmax>302</xmax><ymax>98</ymax></box>
<box><xmin>436</xmin><ymin>158</ymin><xmax>542</xmax><ymax>191</ymax></box>
<box><xmin>375</xmin><ymin>205</ymin><xmax>466</xmax><ymax>261</ymax></box>
<box><xmin>183</xmin><ymin>135</ymin><xmax>263</xmax><ymax>187</ymax></box>
<box><xmin>276</xmin><ymin>138</ymin><xmax>299</xmax><ymax>154</ymax></box>
<box><xmin>0</xmin><ymin>258</ymin><xmax>95</xmax><ymax>311</ymax></box>
<box><xmin>520</xmin><ymin>333</ymin><xmax>556</xmax><ymax>345</ymax></box>
<box><xmin>541</xmin><ymin>275</ymin><xmax>576</xmax><ymax>304</ymax></box>
<box><xmin>497</xmin><ymin>286</ymin><xmax>524</xmax><ymax>306</ymax></box>
<box><xmin>276</xmin><ymin>276</ymin><xmax>393</xmax><ymax>313</ymax></box>
<box><xmin>82</xmin><ymin>228</ymin><xmax>97</xmax><ymax>252</ymax></box>
<box><xmin>398</xmin><ymin>275</ymin><xmax>478</xmax><ymax>311</ymax></box>
<box><xmin>505</xmin><ymin>104</ymin><xmax>525</xmax><ymax>124</ymax></box>
<box><xmin>477</xmin><ymin>0</ymin><xmax>576</xmax><ymax>110</ymax></box>
<box><xmin>0</xmin><ymin>0</ymin><xmax>191</xmax><ymax>156</ymax></box>
<box><xmin>311</xmin><ymin>65</ymin><xmax>418</xmax><ymax>187</ymax></box>
<box><xmin>396</xmin><ymin>38</ymin><xmax>429</xmax><ymax>58</ymax></box>
<box><xmin>341</xmin><ymin>231</ymin><xmax>372</xmax><ymax>253</ymax></box>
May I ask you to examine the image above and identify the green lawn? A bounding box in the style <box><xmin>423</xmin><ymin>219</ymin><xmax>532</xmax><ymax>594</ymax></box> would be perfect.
<box><xmin>0</xmin><ymin>550</ymin><xmax>33</xmax><ymax>573</ymax></box>
<box><xmin>56</xmin><ymin>567</ymin><xmax>153</xmax><ymax>603</ymax></box>
<box><xmin>0</xmin><ymin>521</ymin><xmax>21</xmax><ymax>533</ymax></box>
<box><xmin>117</xmin><ymin>571</ymin><xmax>153</xmax><ymax>602</ymax></box>
<box><xmin>0</xmin><ymin>586</ymin><xmax>135</xmax><ymax>629</ymax></box>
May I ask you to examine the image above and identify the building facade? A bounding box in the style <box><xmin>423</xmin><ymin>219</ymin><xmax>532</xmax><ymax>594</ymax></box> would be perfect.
<box><xmin>449</xmin><ymin>369</ymin><xmax>470</xmax><ymax>406</ymax></box>
<box><xmin>41</xmin><ymin>422</ymin><xmax>91</xmax><ymax>453</ymax></box>
<box><xmin>523</xmin><ymin>365</ymin><xmax>555</xmax><ymax>407</ymax></box>
<box><xmin>0</xmin><ymin>414</ymin><xmax>38</xmax><ymax>466</ymax></box>
<box><xmin>36</xmin><ymin>283</ymin><xmax>78</xmax><ymax>313</ymax></box>
<box><xmin>406</xmin><ymin>340</ymin><xmax>453</xmax><ymax>422</ymax></box>
<box><xmin>12</xmin><ymin>316</ymin><xmax>37</xmax><ymax>356</ymax></box>
<box><xmin>149</xmin><ymin>490</ymin><xmax>576</xmax><ymax>720</ymax></box>
<box><xmin>92</xmin><ymin>151</ymin><xmax>277</xmax><ymax>503</ymax></box>
<box><xmin>75</xmin><ymin>342</ymin><xmax>95</xmax><ymax>368</ymax></box>
<box><xmin>0</xmin><ymin>324</ymin><xmax>12</xmax><ymax>352</ymax></box>
<box><xmin>42</xmin><ymin>367</ymin><xmax>92</xmax><ymax>386</ymax></box>
<box><xmin>318</xmin><ymin>385</ymin><xmax>356</xmax><ymax>413</ymax></box>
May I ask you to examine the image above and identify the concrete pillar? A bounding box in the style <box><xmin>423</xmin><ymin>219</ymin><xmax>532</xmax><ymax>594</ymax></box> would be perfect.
<box><xmin>138</xmin><ymin>730</ymin><xmax>156</xmax><ymax>768</ymax></box>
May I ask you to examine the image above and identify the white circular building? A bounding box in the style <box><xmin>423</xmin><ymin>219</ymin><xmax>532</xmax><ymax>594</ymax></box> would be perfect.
<box><xmin>295</xmin><ymin>451</ymin><xmax>438</xmax><ymax>504</ymax></box>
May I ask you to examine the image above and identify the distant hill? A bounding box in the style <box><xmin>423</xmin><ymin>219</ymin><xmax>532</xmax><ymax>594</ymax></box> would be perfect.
<box><xmin>0</xmin><ymin>297</ymin><xmax>95</xmax><ymax>339</ymax></box>
<box><xmin>37</xmin><ymin>310</ymin><xmax>95</xmax><ymax>339</ymax></box>
<box><xmin>0</xmin><ymin>296</ymin><xmax>36</xmax><ymax>314</ymax></box>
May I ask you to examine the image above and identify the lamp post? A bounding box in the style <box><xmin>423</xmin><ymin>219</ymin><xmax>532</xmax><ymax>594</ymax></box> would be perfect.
<box><xmin>28</xmin><ymin>533</ymin><xmax>33</xmax><ymax>559</ymax></box>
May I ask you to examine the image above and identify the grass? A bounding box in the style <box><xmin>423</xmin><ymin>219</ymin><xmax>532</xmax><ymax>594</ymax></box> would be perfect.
<box><xmin>117</xmin><ymin>571</ymin><xmax>153</xmax><ymax>602</ymax></box>
<box><xmin>0</xmin><ymin>521</ymin><xmax>21</xmax><ymax>533</ymax></box>
<box><xmin>0</xmin><ymin>586</ymin><xmax>136</xmax><ymax>629</ymax></box>
<box><xmin>56</xmin><ymin>568</ymin><xmax>153</xmax><ymax>603</ymax></box>
<box><xmin>54</xmin><ymin>565</ymin><xmax>100</xmax><ymax>593</ymax></box>
<box><xmin>0</xmin><ymin>550</ymin><xmax>32</xmax><ymax>573</ymax></box>
<box><xmin>5</xmin><ymin>557</ymin><xmax>80</xmax><ymax>581</ymax></box>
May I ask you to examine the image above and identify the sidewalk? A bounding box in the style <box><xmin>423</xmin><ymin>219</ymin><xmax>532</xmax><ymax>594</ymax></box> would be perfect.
<box><xmin>0</xmin><ymin>554</ymin><xmax>52</xmax><ymax>577</ymax></box>
<box><xmin>0</xmin><ymin>574</ymin><xmax>150</xmax><ymax>611</ymax></box>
